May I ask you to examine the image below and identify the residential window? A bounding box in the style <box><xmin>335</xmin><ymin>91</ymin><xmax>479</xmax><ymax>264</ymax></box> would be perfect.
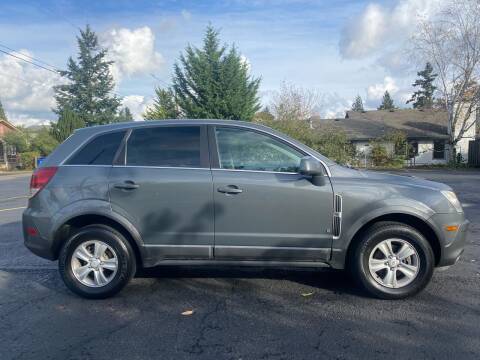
<box><xmin>433</xmin><ymin>140</ymin><xmax>445</xmax><ymax>159</ymax></box>
<box><xmin>67</xmin><ymin>131</ymin><xmax>126</xmax><ymax>165</ymax></box>
<box><xmin>126</xmin><ymin>126</ymin><xmax>201</xmax><ymax>167</ymax></box>
<box><xmin>215</xmin><ymin>127</ymin><xmax>304</xmax><ymax>173</ymax></box>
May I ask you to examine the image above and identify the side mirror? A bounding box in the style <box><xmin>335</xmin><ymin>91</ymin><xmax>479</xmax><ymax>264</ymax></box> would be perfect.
<box><xmin>299</xmin><ymin>156</ymin><xmax>324</xmax><ymax>176</ymax></box>
<box><xmin>299</xmin><ymin>156</ymin><xmax>326</xmax><ymax>186</ymax></box>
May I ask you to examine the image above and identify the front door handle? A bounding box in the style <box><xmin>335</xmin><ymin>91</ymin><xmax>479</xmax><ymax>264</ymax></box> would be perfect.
<box><xmin>217</xmin><ymin>185</ymin><xmax>243</xmax><ymax>195</ymax></box>
<box><xmin>114</xmin><ymin>181</ymin><xmax>139</xmax><ymax>190</ymax></box>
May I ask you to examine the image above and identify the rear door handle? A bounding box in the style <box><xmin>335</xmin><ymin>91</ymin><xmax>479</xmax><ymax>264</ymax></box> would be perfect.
<box><xmin>113</xmin><ymin>181</ymin><xmax>139</xmax><ymax>190</ymax></box>
<box><xmin>217</xmin><ymin>185</ymin><xmax>243</xmax><ymax>195</ymax></box>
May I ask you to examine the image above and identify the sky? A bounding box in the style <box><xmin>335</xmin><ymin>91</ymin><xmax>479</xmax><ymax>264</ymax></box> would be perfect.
<box><xmin>0</xmin><ymin>0</ymin><xmax>448</xmax><ymax>126</ymax></box>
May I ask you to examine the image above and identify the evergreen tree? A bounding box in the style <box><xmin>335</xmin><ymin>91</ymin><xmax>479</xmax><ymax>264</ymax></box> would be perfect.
<box><xmin>143</xmin><ymin>87</ymin><xmax>179</xmax><ymax>120</ymax></box>
<box><xmin>173</xmin><ymin>26</ymin><xmax>261</xmax><ymax>120</ymax></box>
<box><xmin>0</xmin><ymin>99</ymin><xmax>6</xmax><ymax>121</ymax></box>
<box><xmin>378</xmin><ymin>91</ymin><xmax>396</xmax><ymax>110</ymax></box>
<box><xmin>351</xmin><ymin>95</ymin><xmax>364</xmax><ymax>112</ymax></box>
<box><xmin>116</xmin><ymin>107</ymin><xmax>134</xmax><ymax>122</ymax></box>
<box><xmin>50</xmin><ymin>108</ymin><xmax>85</xmax><ymax>143</ymax></box>
<box><xmin>407</xmin><ymin>62</ymin><xmax>437</xmax><ymax>109</ymax></box>
<box><xmin>54</xmin><ymin>25</ymin><xmax>121</xmax><ymax>126</ymax></box>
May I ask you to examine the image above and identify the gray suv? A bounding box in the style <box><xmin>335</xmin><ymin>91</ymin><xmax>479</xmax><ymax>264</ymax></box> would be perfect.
<box><xmin>23</xmin><ymin>120</ymin><xmax>468</xmax><ymax>299</ymax></box>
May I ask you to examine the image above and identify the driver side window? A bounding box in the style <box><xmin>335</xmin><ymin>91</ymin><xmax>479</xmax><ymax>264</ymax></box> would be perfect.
<box><xmin>215</xmin><ymin>127</ymin><xmax>304</xmax><ymax>173</ymax></box>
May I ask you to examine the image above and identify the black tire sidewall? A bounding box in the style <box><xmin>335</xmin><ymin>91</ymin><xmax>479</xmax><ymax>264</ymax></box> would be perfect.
<box><xmin>59</xmin><ymin>226</ymin><xmax>135</xmax><ymax>299</ymax></box>
<box><xmin>353</xmin><ymin>223</ymin><xmax>434</xmax><ymax>299</ymax></box>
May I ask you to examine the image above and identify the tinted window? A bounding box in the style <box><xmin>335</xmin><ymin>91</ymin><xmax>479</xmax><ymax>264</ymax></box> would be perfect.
<box><xmin>433</xmin><ymin>140</ymin><xmax>445</xmax><ymax>159</ymax></box>
<box><xmin>127</xmin><ymin>126</ymin><xmax>201</xmax><ymax>167</ymax></box>
<box><xmin>215</xmin><ymin>127</ymin><xmax>304</xmax><ymax>172</ymax></box>
<box><xmin>67</xmin><ymin>131</ymin><xmax>125</xmax><ymax>165</ymax></box>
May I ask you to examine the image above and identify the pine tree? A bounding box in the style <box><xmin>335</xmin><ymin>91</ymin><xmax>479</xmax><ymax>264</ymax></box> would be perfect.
<box><xmin>54</xmin><ymin>25</ymin><xmax>121</xmax><ymax>126</ymax></box>
<box><xmin>407</xmin><ymin>62</ymin><xmax>437</xmax><ymax>109</ymax></box>
<box><xmin>50</xmin><ymin>108</ymin><xmax>85</xmax><ymax>143</ymax></box>
<box><xmin>116</xmin><ymin>107</ymin><xmax>134</xmax><ymax>122</ymax></box>
<box><xmin>0</xmin><ymin>99</ymin><xmax>6</xmax><ymax>121</ymax></box>
<box><xmin>351</xmin><ymin>95</ymin><xmax>364</xmax><ymax>112</ymax></box>
<box><xmin>143</xmin><ymin>87</ymin><xmax>179</xmax><ymax>120</ymax></box>
<box><xmin>173</xmin><ymin>26</ymin><xmax>261</xmax><ymax>120</ymax></box>
<box><xmin>378</xmin><ymin>91</ymin><xmax>395</xmax><ymax>110</ymax></box>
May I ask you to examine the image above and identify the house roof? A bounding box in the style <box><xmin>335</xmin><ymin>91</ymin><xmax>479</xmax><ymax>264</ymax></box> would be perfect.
<box><xmin>0</xmin><ymin>119</ymin><xmax>18</xmax><ymax>132</ymax></box>
<box><xmin>311</xmin><ymin>109</ymin><xmax>449</xmax><ymax>141</ymax></box>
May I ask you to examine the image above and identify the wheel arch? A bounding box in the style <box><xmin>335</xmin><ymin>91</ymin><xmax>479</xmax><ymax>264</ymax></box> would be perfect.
<box><xmin>52</xmin><ymin>213</ymin><xmax>144</xmax><ymax>266</ymax></box>
<box><xmin>345</xmin><ymin>213</ymin><xmax>442</xmax><ymax>268</ymax></box>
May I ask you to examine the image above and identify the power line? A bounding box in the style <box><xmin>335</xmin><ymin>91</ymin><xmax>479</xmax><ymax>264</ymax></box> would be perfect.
<box><xmin>0</xmin><ymin>48</ymin><xmax>60</xmax><ymax>74</ymax></box>
<box><xmin>0</xmin><ymin>43</ymin><xmax>58</xmax><ymax>71</ymax></box>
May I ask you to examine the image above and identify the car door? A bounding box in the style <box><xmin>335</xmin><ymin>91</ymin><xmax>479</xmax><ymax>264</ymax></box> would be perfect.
<box><xmin>210</xmin><ymin>125</ymin><xmax>334</xmax><ymax>261</ymax></box>
<box><xmin>109</xmin><ymin>125</ymin><xmax>214</xmax><ymax>260</ymax></box>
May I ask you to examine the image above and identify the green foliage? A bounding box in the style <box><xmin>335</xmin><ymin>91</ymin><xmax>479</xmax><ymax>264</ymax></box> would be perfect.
<box><xmin>3</xmin><ymin>129</ymin><xmax>29</xmax><ymax>153</ymax></box>
<box><xmin>143</xmin><ymin>88</ymin><xmax>179</xmax><ymax>120</ymax></box>
<box><xmin>54</xmin><ymin>25</ymin><xmax>121</xmax><ymax>126</ymax></box>
<box><xmin>369</xmin><ymin>141</ymin><xmax>390</xmax><ymax>166</ymax></box>
<box><xmin>50</xmin><ymin>108</ymin><xmax>85</xmax><ymax>143</ymax></box>
<box><xmin>351</xmin><ymin>95</ymin><xmax>364</xmax><ymax>112</ymax></box>
<box><xmin>378</xmin><ymin>91</ymin><xmax>396</xmax><ymax>110</ymax></box>
<box><xmin>384</xmin><ymin>130</ymin><xmax>407</xmax><ymax>156</ymax></box>
<box><xmin>0</xmin><ymin>99</ymin><xmax>6</xmax><ymax>121</ymax></box>
<box><xmin>173</xmin><ymin>26</ymin><xmax>261</xmax><ymax>120</ymax></box>
<box><xmin>18</xmin><ymin>151</ymin><xmax>39</xmax><ymax>170</ymax></box>
<box><xmin>253</xmin><ymin>107</ymin><xmax>274</xmax><ymax>122</ymax></box>
<box><xmin>116</xmin><ymin>107</ymin><xmax>134</xmax><ymax>122</ymax></box>
<box><xmin>407</xmin><ymin>62</ymin><xmax>437</xmax><ymax>109</ymax></box>
<box><xmin>254</xmin><ymin>118</ymin><xmax>354</xmax><ymax>164</ymax></box>
<box><xmin>30</xmin><ymin>127</ymin><xmax>59</xmax><ymax>156</ymax></box>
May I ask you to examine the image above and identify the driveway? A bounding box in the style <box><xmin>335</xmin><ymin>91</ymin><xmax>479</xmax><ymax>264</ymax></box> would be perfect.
<box><xmin>0</xmin><ymin>170</ymin><xmax>479</xmax><ymax>359</ymax></box>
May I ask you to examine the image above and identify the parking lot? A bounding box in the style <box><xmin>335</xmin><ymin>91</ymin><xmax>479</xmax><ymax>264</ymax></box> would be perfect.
<box><xmin>0</xmin><ymin>169</ymin><xmax>479</xmax><ymax>360</ymax></box>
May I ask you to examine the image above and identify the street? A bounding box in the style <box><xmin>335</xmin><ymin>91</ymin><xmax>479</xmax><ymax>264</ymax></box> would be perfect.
<box><xmin>0</xmin><ymin>170</ymin><xmax>479</xmax><ymax>359</ymax></box>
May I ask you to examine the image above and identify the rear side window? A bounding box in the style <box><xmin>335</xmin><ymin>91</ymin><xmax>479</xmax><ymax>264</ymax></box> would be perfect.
<box><xmin>126</xmin><ymin>126</ymin><xmax>201</xmax><ymax>167</ymax></box>
<box><xmin>67</xmin><ymin>131</ymin><xmax>125</xmax><ymax>165</ymax></box>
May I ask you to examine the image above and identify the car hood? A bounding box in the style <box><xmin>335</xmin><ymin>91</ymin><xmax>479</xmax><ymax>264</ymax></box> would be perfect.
<box><xmin>329</xmin><ymin>165</ymin><xmax>451</xmax><ymax>191</ymax></box>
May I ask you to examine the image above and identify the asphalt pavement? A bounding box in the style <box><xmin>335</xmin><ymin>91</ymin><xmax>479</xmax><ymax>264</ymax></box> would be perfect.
<box><xmin>0</xmin><ymin>170</ymin><xmax>479</xmax><ymax>360</ymax></box>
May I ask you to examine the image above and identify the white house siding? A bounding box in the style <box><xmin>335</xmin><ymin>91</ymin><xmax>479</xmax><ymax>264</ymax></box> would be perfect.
<box><xmin>353</xmin><ymin>140</ymin><xmax>447</xmax><ymax>165</ymax></box>
<box><xmin>454</xmin><ymin>106</ymin><xmax>477</xmax><ymax>162</ymax></box>
<box><xmin>411</xmin><ymin>140</ymin><xmax>447</xmax><ymax>165</ymax></box>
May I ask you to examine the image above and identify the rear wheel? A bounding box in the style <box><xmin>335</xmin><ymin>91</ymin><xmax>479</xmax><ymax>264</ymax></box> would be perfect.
<box><xmin>59</xmin><ymin>225</ymin><xmax>136</xmax><ymax>299</ymax></box>
<box><xmin>350</xmin><ymin>221</ymin><xmax>434</xmax><ymax>299</ymax></box>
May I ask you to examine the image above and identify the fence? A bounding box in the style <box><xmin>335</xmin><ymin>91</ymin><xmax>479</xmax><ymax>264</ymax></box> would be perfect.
<box><xmin>468</xmin><ymin>140</ymin><xmax>480</xmax><ymax>167</ymax></box>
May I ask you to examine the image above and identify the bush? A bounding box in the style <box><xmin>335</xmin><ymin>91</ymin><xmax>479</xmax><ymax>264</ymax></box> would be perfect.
<box><xmin>254</xmin><ymin>118</ymin><xmax>354</xmax><ymax>164</ymax></box>
<box><xmin>18</xmin><ymin>151</ymin><xmax>39</xmax><ymax>170</ymax></box>
<box><xmin>370</xmin><ymin>142</ymin><xmax>390</xmax><ymax>166</ymax></box>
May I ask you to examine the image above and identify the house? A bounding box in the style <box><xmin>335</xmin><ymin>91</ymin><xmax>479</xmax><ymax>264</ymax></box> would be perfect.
<box><xmin>310</xmin><ymin>109</ymin><xmax>476</xmax><ymax>165</ymax></box>
<box><xmin>0</xmin><ymin>119</ymin><xmax>18</xmax><ymax>170</ymax></box>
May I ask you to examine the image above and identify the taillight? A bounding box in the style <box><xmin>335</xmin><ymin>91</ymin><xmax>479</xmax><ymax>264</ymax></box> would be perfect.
<box><xmin>30</xmin><ymin>167</ymin><xmax>58</xmax><ymax>197</ymax></box>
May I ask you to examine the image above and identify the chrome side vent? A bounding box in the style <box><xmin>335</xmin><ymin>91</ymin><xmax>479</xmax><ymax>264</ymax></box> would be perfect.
<box><xmin>332</xmin><ymin>194</ymin><xmax>342</xmax><ymax>238</ymax></box>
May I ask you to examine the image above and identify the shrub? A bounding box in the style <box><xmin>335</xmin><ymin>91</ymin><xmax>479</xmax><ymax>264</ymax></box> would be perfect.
<box><xmin>370</xmin><ymin>142</ymin><xmax>390</xmax><ymax>166</ymax></box>
<box><xmin>18</xmin><ymin>151</ymin><xmax>40</xmax><ymax>170</ymax></box>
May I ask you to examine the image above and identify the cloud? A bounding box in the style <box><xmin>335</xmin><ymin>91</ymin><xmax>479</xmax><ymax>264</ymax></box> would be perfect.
<box><xmin>339</xmin><ymin>0</ymin><xmax>445</xmax><ymax>59</ymax></box>
<box><xmin>0</xmin><ymin>49</ymin><xmax>63</xmax><ymax>126</ymax></box>
<box><xmin>367</xmin><ymin>76</ymin><xmax>399</xmax><ymax>100</ymax></box>
<box><xmin>101</xmin><ymin>27</ymin><xmax>164</xmax><ymax>83</ymax></box>
<box><xmin>181</xmin><ymin>9</ymin><xmax>192</xmax><ymax>21</ymax></box>
<box><xmin>121</xmin><ymin>95</ymin><xmax>153</xmax><ymax>120</ymax></box>
<box><xmin>316</xmin><ymin>93</ymin><xmax>351</xmax><ymax>119</ymax></box>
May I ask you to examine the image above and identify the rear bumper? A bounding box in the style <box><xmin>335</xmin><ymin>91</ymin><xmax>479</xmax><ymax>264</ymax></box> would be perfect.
<box><xmin>22</xmin><ymin>211</ymin><xmax>56</xmax><ymax>260</ymax></box>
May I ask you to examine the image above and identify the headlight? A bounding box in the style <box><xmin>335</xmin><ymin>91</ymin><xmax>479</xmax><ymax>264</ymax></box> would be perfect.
<box><xmin>441</xmin><ymin>190</ymin><xmax>463</xmax><ymax>213</ymax></box>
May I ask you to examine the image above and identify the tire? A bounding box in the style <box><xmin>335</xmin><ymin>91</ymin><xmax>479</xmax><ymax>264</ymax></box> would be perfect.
<box><xmin>59</xmin><ymin>224</ymin><xmax>136</xmax><ymax>299</ymax></box>
<box><xmin>349</xmin><ymin>221</ymin><xmax>434</xmax><ymax>300</ymax></box>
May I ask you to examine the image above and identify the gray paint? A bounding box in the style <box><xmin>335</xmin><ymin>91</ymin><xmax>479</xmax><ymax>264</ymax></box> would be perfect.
<box><xmin>23</xmin><ymin>119</ymin><xmax>468</xmax><ymax>269</ymax></box>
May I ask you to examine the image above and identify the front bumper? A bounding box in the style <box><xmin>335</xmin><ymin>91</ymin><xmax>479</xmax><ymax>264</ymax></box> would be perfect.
<box><xmin>430</xmin><ymin>213</ymin><xmax>469</xmax><ymax>267</ymax></box>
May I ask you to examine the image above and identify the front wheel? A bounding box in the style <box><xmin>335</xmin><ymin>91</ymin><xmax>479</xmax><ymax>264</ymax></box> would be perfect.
<box><xmin>59</xmin><ymin>225</ymin><xmax>136</xmax><ymax>299</ymax></box>
<box><xmin>350</xmin><ymin>221</ymin><xmax>434</xmax><ymax>299</ymax></box>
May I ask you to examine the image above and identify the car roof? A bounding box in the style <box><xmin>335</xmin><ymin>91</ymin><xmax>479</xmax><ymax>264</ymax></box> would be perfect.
<box><xmin>74</xmin><ymin>119</ymin><xmax>270</xmax><ymax>135</ymax></box>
